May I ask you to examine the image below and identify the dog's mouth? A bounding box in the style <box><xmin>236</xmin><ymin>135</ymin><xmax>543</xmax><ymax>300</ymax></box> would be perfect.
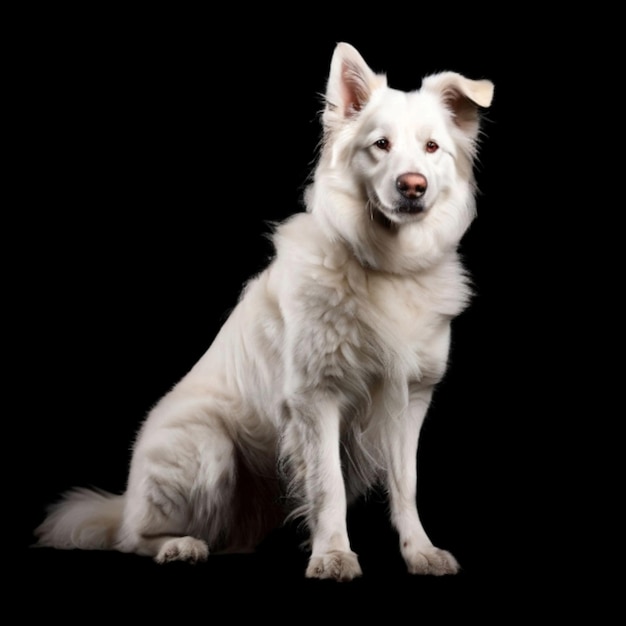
<box><xmin>367</xmin><ymin>196</ymin><xmax>427</xmax><ymax>230</ymax></box>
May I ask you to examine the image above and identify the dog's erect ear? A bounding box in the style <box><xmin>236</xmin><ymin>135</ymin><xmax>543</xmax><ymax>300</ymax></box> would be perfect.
<box><xmin>421</xmin><ymin>72</ymin><xmax>494</xmax><ymax>138</ymax></box>
<box><xmin>324</xmin><ymin>42</ymin><xmax>386</xmax><ymax>123</ymax></box>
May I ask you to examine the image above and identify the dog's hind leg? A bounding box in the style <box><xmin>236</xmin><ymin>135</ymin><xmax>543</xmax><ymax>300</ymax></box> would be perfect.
<box><xmin>117</xmin><ymin>400</ymin><xmax>239</xmax><ymax>563</ymax></box>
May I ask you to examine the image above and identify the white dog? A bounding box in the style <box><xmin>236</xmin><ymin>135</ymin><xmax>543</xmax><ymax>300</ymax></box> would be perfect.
<box><xmin>35</xmin><ymin>42</ymin><xmax>493</xmax><ymax>581</ymax></box>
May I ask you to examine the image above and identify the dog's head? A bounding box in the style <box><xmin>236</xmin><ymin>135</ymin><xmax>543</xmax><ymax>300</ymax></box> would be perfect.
<box><xmin>308</xmin><ymin>42</ymin><xmax>493</xmax><ymax>272</ymax></box>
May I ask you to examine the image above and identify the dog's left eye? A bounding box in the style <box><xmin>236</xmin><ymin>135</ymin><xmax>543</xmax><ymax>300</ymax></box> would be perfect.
<box><xmin>374</xmin><ymin>138</ymin><xmax>390</xmax><ymax>151</ymax></box>
<box><xmin>425</xmin><ymin>141</ymin><xmax>439</xmax><ymax>153</ymax></box>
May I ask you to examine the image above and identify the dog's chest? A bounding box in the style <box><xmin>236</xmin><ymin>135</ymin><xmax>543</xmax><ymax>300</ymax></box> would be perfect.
<box><xmin>287</xmin><ymin>256</ymin><xmax>462</xmax><ymax>386</ymax></box>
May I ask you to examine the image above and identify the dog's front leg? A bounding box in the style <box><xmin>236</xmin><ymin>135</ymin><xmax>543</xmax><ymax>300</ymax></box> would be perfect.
<box><xmin>283</xmin><ymin>395</ymin><xmax>362</xmax><ymax>582</ymax></box>
<box><xmin>383</xmin><ymin>388</ymin><xmax>460</xmax><ymax>576</ymax></box>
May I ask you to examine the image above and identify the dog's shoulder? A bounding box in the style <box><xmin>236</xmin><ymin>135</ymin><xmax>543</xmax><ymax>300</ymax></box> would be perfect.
<box><xmin>272</xmin><ymin>212</ymin><xmax>329</xmax><ymax>256</ymax></box>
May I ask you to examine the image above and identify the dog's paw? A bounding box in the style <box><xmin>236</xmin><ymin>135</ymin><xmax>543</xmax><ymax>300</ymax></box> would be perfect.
<box><xmin>155</xmin><ymin>536</ymin><xmax>209</xmax><ymax>564</ymax></box>
<box><xmin>305</xmin><ymin>550</ymin><xmax>363</xmax><ymax>582</ymax></box>
<box><xmin>403</xmin><ymin>544</ymin><xmax>460</xmax><ymax>576</ymax></box>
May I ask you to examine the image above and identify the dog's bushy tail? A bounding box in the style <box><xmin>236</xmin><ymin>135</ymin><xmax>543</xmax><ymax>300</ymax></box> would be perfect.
<box><xmin>34</xmin><ymin>487</ymin><xmax>125</xmax><ymax>551</ymax></box>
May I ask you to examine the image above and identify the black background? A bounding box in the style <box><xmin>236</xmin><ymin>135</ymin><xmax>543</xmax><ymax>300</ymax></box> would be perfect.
<box><xmin>10</xmin><ymin>6</ymin><xmax>578</xmax><ymax>619</ymax></box>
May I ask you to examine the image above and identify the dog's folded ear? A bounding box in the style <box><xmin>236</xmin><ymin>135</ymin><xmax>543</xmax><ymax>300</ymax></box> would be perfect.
<box><xmin>323</xmin><ymin>42</ymin><xmax>387</xmax><ymax>128</ymax></box>
<box><xmin>421</xmin><ymin>72</ymin><xmax>494</xmax><ymax>138</ymax></box>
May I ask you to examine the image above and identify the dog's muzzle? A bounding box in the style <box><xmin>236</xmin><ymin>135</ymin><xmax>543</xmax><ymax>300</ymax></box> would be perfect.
<box><xmin>395</xmin><ymin>173</ymin><xmax>427</xmax><ymax>214</ymax></box>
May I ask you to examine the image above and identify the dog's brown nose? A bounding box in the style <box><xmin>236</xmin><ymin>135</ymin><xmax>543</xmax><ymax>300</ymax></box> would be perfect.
<box><xmin>396</xmin><ymin>173</ymin><xmax>427</xmax><ymax>199</ymax></box>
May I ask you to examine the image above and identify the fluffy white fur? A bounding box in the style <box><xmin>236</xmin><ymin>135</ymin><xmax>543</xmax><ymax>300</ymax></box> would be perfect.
<box><xmin>35</xmin><ymin>42</ymin><xmax>493</xmax><ymax>581</ymax></box>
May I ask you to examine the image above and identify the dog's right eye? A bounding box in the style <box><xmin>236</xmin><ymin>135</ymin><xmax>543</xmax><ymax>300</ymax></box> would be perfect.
<box><xmin>374</xmin><ymin>138</ymin><xmax>390</xmax><ymax>152</ymax></box>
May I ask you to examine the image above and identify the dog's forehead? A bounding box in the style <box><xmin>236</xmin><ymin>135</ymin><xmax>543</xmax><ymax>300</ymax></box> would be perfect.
<box><xmin>364</xmin><ymin>87</ymin><xmax>448</xmax><ymax>132</ymax></box>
